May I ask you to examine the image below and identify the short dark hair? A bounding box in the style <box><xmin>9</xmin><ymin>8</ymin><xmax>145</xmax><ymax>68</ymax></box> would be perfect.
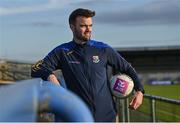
<box><xmin>69</xmin><ymin>8</ymin><xmax>95</xmax><ymax>25</ymax></box>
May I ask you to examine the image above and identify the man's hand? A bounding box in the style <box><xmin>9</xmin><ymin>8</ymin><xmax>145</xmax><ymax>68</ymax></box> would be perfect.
<box><xmin>48</xmin><ymin>74</ymin><xmax>60</xmax><ymax>86</ymax></box>
<box><xmin>129</xmin><ymin>91</ymin><xmax>143</xmax><ymax>110</ymax></box>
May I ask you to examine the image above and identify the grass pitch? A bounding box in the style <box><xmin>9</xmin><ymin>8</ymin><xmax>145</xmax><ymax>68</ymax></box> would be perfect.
<box><xmin>134</xmin><ymin>84</ymin><xmax>180</xmax><ymax>122</ymax></box>
<box><xmin>144</xmin><ymin>84</ymin><xmax>180</xmax><ymax>100</ymax></box>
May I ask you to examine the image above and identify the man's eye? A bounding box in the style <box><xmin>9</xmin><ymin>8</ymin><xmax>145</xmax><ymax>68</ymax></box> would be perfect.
<box><xmin>80</xmin><ymin>25</ymin><xmax>86</xmax><ymax>27</ymax></box>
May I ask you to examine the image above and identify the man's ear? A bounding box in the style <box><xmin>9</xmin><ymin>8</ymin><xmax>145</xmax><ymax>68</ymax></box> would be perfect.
<box><xmin>70</xmin><ymin>24</ymin><xmax>74</xmax><ymax>31</ymax></box>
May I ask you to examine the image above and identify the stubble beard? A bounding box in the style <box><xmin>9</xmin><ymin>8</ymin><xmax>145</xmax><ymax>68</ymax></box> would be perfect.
<box><xmin>74</xmin><ymin>31</ymin><xmax>91</xmax><ymax>44</ymax></box>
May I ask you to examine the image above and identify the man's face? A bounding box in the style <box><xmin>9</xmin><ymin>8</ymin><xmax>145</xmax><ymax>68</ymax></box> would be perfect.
<box><xmin>71</xmin><ymin>16</ymin><xmax>92</xmax><ymax>42</ymax></box>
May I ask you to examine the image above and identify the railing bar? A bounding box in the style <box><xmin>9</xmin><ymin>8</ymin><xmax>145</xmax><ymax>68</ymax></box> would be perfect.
<box><xmin>125</xmin><ymin>98</ymin><xmax>130</xmax><ymax>122</ymax></box>
<box><xmin>150</xmin><ymin>99</ymin><xmax>156</xmax><ymax>122</ymax></box>
<box><xmin>144</xmin><ymin>94</ymin><xmax>180</xmax><ymax>104</ymax></box>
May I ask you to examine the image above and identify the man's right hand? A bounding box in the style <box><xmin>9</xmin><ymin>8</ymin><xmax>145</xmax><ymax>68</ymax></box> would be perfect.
<box><xmin>48</xmin><ymin>74</ymin><xmax>60</xmax><ymax>86</ymax></box>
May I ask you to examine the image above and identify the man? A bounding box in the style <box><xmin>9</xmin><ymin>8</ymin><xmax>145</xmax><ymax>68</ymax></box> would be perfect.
<box><xmin>31</xmin><ymin>8</ymin><xmax>145</xmax><ymax>122</ymax></box>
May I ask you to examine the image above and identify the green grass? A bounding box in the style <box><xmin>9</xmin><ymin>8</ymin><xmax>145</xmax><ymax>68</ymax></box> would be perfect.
<box><xmin>144</xmin><ymin>84</ymin><xmax>180</xmax><ymax>100</ymax></box>
<box><xmin>133</xmin><ymin>84</ymin><xmax>180</xmax><ymax>122</ymax></box>
<box><xmin>134</xmin><ymin>97</ymin><xmax>180</xmax><ymax>122</ymax></box>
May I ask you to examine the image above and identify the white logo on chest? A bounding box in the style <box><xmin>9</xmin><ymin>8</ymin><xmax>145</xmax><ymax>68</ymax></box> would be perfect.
<box><xmin>92</xmin><ymin>56</ymin><xmax>100</xmax><ymax>63</ymax></box>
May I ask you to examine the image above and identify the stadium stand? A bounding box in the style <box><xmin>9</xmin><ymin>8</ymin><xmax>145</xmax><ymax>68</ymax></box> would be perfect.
<box><xmin>117</xmin><ymin>46</ymin><xmax>180</xmax><ymax>85</ymax></box>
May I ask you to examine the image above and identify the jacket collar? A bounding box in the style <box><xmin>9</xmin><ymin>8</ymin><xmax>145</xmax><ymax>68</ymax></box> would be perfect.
<box><xmin>72</xmin><ymin>39</ymin><xmax>91</xmax><ymax>47</ymax></box>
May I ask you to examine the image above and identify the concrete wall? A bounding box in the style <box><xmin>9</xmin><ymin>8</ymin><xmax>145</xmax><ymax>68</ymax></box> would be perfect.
<box><xmin>0</xmin><ymin>60</ymin><xmax>32</xmax><ymax>81</ymax></box>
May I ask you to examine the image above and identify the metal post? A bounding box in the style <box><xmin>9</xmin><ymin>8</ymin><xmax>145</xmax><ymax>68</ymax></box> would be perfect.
<box><xmin>116</xmin><ymin>98</ymin><xmax>120</xmax><ymax>122</ymax></box>
<box><xmin>125</xmin><ymin>98</ymin><xmax>130</xmax><ymax>122</ymax></box>
<box><xmin>150</xmin><ymin>98</ymin><xmax>156</xmax><ymax>122</ymax></box>
<box><xmin>120</xmin><ymin>99</ymin><xmax>126</xmax><ymax>122</ymax></box>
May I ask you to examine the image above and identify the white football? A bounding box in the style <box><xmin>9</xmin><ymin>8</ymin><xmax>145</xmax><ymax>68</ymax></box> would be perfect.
<box><xmin>110</xmin><ymin>74</ymin><xmax>134</xmax><ymax>98</ymax></box>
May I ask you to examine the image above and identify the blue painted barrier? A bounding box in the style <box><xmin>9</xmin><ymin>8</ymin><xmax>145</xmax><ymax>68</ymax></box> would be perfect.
<box><xmin>0</xmin><ymin>79</ymin><xmax>94</xmax><ymax>122</ymax></box>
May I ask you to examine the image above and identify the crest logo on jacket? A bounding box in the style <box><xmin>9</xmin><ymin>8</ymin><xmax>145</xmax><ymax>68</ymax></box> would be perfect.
<box><xmin>92</xmin><ymin>56</ymin><xmax>100</xmax><ymax>63</ymax></box>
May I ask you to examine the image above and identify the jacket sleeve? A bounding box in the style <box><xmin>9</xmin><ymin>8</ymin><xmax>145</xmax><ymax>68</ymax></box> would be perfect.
<box><xmin>31</xmin><ymin>48</ymin><xmax>61</xmax><ymax>80</ymax></box>
<box><xmin>106</xmin><ymin>46</ymin><xmax>145</xmax><ymax>93</ymax></box>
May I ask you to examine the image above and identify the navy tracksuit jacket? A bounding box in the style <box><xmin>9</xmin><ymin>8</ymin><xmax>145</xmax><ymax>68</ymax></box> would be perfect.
<box><xmin>31</xmin><ymin>40</ymin><xmax>144</xmax><ymax>121</ymax></box>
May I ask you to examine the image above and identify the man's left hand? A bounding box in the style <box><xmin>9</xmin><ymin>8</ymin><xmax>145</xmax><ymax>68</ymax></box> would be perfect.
<box><xmin>129</xmin><ymin>91</ymin><xmax>143</xmax><ymax>110</ymax></box>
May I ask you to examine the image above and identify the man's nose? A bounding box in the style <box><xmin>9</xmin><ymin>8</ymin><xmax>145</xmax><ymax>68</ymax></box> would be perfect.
<box><xmin>86</xmin><ymin>26</ymin><xmax>91</xmax><ymax>32</ymax></box>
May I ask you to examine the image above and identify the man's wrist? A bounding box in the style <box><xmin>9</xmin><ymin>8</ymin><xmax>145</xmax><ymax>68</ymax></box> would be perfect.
<box><xmin>136</xmin><ymin>91</ymin><xmax>144</xmax><ymax>95</ymax></box>
<box><xmin>136</xmin><ymin>88</ymin><xmax>145</xmax><ymax>94</ymax></box>
<box><xmin>48</xmin><ymin>74</ymin><xmax>56</xmax><ymax>81</ymax></box>
<box><xmin>48</xmin><ymin>74</ymin><xmax>60</xmax><ymax>85</ymax></box>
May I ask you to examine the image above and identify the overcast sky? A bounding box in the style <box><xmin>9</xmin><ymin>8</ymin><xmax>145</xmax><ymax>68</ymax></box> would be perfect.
<box><xmin>0</xmin><ymin>0</ymin><xmax>180</xmax><ymax>62</ymax></box>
